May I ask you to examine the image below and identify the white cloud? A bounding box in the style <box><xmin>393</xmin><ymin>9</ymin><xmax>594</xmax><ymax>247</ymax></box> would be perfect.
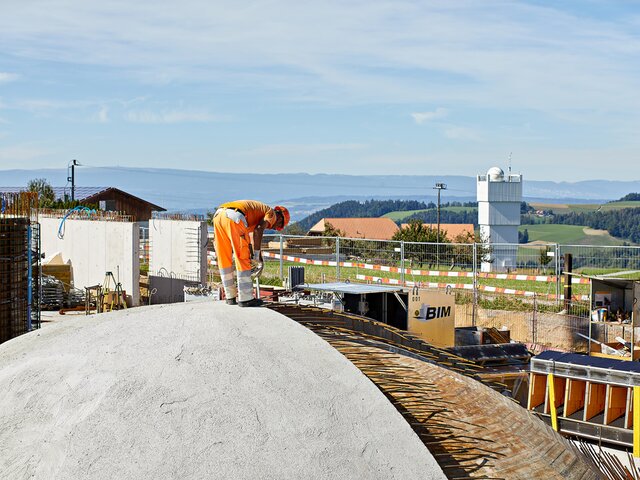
<box><xmin>93</xmin><ymin>106</ymin><xmax>109</xmax><ymax>123</ymax></box>
<box><xmin>0</xmin><ymin>1</ymin><xmax>638</xmax><ymax>113</ymax></box>
<box><xmin>411</xmin><ymin>108</ymin><xmax>448</xmax><ymax>124</ymax></box>
<box><xmin>0</xmin><ymin>72</ymin><xmax>19</xmax><ymax>84</ymax></box>
<box><xmin>125</xmin><ymin>109</ymin><xmax>218</xmax><ymax>124</ymax></box>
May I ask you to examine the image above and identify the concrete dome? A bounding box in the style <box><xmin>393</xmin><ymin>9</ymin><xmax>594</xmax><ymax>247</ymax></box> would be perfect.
<box><xmin>487</xmin><ymin>166</ymin><xmax>504</xmax><ymax>181</ymax></box>
<box><xmin>0</xmin><ymin>303</ymin><xmax>445</xmax><ymax>480</ymax></box>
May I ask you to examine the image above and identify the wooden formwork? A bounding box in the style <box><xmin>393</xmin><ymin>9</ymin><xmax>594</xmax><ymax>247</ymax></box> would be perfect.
<box><xmin>270</xmin><ymin>303</ymin><xmax>599</xmax><ymax>479</ymax></box>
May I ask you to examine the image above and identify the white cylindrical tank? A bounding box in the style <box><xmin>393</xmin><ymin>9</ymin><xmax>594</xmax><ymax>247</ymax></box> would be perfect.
<box><xmin>477</xmin><ymin>166</ymin><xmax>522</xmax><ymax>272</ymax></box>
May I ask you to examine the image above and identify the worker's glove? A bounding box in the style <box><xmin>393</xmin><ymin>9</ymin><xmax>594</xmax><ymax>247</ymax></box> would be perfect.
<box><xmin>251</xmin><ymin>259</ymin><xmax>264</xmax><ymax>278</ymax></box>
<box><xmin>250</xmin><ymin>249</ymin><xmax>263</xmax><ymax>278</ymax></box>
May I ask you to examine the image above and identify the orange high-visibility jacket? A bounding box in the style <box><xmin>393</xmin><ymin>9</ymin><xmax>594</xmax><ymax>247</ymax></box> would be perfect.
<box><xmin>219</xmin><ymin>200</ymin><xmax>277</xmax><ymax>231</ymax></box>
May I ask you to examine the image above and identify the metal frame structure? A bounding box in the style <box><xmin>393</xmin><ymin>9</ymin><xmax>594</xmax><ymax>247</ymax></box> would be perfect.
<box><xmin>529</xmin><ymin>351</ymin><xmax>640</xmax><ymax>453</ymax></box>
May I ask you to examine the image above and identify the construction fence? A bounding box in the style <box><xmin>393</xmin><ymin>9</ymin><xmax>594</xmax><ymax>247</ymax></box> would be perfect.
<box><xmin>218</xmin><ymin>234</ymin><xmax>640</xmax><ymax>351</ymax></box>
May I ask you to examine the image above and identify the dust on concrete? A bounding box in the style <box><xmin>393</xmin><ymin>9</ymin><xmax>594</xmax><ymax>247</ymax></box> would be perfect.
<box><xmin>0</xmin><ymin>302</ymin><xmax>445</xmax><ymax>480</ymax></box>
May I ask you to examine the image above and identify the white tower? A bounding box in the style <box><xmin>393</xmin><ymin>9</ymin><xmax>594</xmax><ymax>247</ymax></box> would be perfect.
<box><xmin>477</xmin><ymin>166</ymin><xmax>522</xmax><ymax>272</ymax></box>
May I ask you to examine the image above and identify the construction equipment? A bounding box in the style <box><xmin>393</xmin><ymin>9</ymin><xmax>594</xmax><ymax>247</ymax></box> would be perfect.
<box><xmin>577</xmin><ymin>332</ymin><xmax>626</xmax><ymax>356</ymax></box>
<box><xmin>85</xmin><ymin>284</ymin><xmax>102</xmax><ymax>314</ymax></box>
<box><xmin>102</xmin><ymin>271</ymin><xmax>127</xmax><ymax>311</ymax></box>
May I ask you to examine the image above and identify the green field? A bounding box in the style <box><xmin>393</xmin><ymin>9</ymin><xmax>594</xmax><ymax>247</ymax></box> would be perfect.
<box><xmin>384</xmin><ymin>206</ymin><xmax>477</xmax><ymax>222</ymax></box>
<box><xmin>530</xmin><ymin>201</ymin><xmax>640</xmax><ymax>214</ymax></box>
<box><xmin>519</xmin><ymin>224</ymin><xmax>629</xmax><ymax>245</ymax></box>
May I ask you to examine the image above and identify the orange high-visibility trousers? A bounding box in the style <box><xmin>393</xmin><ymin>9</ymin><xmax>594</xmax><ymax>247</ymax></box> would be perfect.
<box><xmin>213</xmin><ymin>210</ymin><xmax>254</xmax><ymax>302</ymax></box>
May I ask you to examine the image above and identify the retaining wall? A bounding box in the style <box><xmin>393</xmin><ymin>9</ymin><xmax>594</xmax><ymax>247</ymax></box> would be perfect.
<box><xmin>39</xmin><ymin>217</ymin><xmax>140</xmax><ymax>306</ymax></box>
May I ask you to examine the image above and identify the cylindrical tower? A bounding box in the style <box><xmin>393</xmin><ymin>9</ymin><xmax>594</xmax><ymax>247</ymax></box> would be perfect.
<box><xmin>477</xmin><ymin>167</ymin><xmax>523</xmax><ymax>272</ymax></box>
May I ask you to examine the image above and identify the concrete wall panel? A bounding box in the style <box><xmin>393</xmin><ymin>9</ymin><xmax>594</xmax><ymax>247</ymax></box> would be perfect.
<box><xmin>39</xmin><ymin>217</ymin><xmax>140</xmax><ymax>306</ymax></box>
<box><xmin>149</xmin><ymin>219</ymin><xmax>207</xmax><ymax>283</ymax></box>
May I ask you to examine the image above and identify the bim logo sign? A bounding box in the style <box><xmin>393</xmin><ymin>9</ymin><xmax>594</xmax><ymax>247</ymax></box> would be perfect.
<box><xmin>414</xmin><ymin>304</ymin><xmax>452</xmax><ymax>321</ymax></box>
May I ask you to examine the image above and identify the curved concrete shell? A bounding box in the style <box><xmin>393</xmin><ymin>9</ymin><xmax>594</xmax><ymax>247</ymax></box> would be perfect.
<box><xmin>0</xmin><ymin>302</ymin><xmax>446</xmax><ymax>480</ymax></box>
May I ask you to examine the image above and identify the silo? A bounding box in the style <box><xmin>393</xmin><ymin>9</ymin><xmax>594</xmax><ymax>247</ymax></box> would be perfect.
<box><xmin>477</xmin><ymin>167</ymin><xmax>522</xmax><ymax>272</ymax></box>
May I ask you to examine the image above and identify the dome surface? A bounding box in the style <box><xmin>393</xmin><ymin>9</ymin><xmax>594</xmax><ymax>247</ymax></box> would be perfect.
<box><xmin>0</xmin><ymin>302</ymin><xmax>445</xmax><ymax>480</ymax></box>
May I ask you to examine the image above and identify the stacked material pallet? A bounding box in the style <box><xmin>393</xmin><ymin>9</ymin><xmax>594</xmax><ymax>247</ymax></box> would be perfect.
<box><xmin>41</xmin><ymin>275</ymin><xmax>64</xmax><ymax>309</ymax></box>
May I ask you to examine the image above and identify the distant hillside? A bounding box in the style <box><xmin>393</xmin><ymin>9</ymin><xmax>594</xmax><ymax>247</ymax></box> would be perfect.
<box><xmin>293</xmin><ymin>199</ymin><xmax>428</xmax><ymax>231</ymax></box>
<box><xmin>2</xmin><ymin>167</ymin><xmax>636</xmax><ymax>214</ymax></box>
<box><xmin>518</xmin><ymin>224</ymin><xmax>630</xmax><ymax>246</ymax></box>
<box><xmin>523</xmin><ymin>206</ymin><xmax>640</xmax><ymax>244</ymax></box>
<box><xmin>529</xmin><ymin>200</ymin><xmax>640</xmax><ymax>215</ymax></box>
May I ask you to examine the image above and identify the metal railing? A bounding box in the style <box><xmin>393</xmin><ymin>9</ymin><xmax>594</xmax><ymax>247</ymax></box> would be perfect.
<box><xmin>206</xmin><ymin>234</ymin><xmax>640</xmax><ymax>351</ymax></box>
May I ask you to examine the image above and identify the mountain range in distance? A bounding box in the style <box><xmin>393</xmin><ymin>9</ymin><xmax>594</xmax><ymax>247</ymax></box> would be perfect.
<box><xmin>1</xmin><ymin>167</ymin><xmax>637</xmax><ymax>221</ymax></box>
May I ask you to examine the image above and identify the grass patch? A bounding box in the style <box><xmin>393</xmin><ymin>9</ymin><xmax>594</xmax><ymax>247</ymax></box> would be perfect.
<box><xmin>519</xmin><ymin>224</ymin><xmax>628</xmax><ymax>246</ymax></box>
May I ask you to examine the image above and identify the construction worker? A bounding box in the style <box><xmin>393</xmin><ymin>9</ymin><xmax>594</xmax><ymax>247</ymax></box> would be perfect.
<box><xmin>213</xmin><ymin>200</ymin><xmax>290</xmax><ymax>307</ymax></box>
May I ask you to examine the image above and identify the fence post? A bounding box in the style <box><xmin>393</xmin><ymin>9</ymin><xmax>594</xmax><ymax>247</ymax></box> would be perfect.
<box><xmin>279</xmin><ymin>235</ymin><xmax>284</xmax><ymax>281</ymax></box>
<box><xmin>400</xmin><ymin>241</ymin><xmax>405</xmax><ymax>286</ymax></box>
<box><xmin>27</xmin><ymin>225</ymin><xmax>32</xmax><ymax>331</ymax></box>
<box><xmin>555</xmin><ymin>243</ymin><xmax>560</xmax><ymax>307</ymax></box>
<box><xmin>472</xmin><ymin>242</ymin><xmax>478</xmax><ymax>326</ymax></box>
<box><xmin>532</xmin><ymin>293</ymin><xmax>537</xmax><ymax>345</ymax></box>
<box><xmin>336</xmin><ymin>237</ymin><xmax>340</xmax><ymax>281</ymax></box>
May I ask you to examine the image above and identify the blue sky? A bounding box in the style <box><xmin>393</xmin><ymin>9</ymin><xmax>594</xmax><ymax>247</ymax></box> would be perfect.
<box><xmin>0</xmin><ymin>0</ymin><xmax>639</xmax><ymax>181</ymax></box>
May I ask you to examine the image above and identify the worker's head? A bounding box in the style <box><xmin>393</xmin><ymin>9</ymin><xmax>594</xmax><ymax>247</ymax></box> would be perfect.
<box><xmin>273</xmin><ymin>205</ymin><xmax>290</xmax><ymax>231</ymax></box>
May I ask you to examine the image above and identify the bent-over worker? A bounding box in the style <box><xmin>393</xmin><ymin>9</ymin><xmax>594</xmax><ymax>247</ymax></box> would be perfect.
<box><xmin>213</xmin><ymin>200</ymin><xmax>290</xmax><ymax>307</ymax></box>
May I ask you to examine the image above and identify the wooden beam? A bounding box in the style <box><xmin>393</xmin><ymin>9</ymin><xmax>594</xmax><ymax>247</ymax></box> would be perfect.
<box><xmin>548</xmin><ymin>373</ymin><xmax>559</xmax><ymax>431</ymax></box>
<box><xmin>634</xmin><ymin>386</ymin><xmax>640</xmax><ymax>458</ymax></box>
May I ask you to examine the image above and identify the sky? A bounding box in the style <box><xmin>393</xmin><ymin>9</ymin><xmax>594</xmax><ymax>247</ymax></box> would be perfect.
<box><xmin>0</xmin><ymin>0</ymin><xmax>639</xmax><ymax>181</ymax></box>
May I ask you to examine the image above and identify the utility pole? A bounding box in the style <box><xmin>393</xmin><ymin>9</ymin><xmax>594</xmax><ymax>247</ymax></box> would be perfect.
<box><xmin>433</xmin><ymin>182</ymin><xmax>447</xmax><ymax>267</ymax></box>
<box><xmin>67</xmin><ymin>159</ymin><xmax>80</xmax><ymax>201</ymax></box>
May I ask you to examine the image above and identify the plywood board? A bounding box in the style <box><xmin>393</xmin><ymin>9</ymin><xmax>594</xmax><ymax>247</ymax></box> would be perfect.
<box><xmin>584</xmin><ymin>382</ymin><xmax>607</xmax><ymax>422</ymax></box>
<box><xmin>604</xmin><ymin>385</ymin><xmax>627</xmax><ymax>425</ymax></box>
<box><xmin>527</xmin><ymin>373</ymin><xmax>547</xmax><ymax>410</ymax></box>
<box><xmin>563</xmin><ymin>379</ymin><xmax>586</xmax><ymax>417</ymax></box>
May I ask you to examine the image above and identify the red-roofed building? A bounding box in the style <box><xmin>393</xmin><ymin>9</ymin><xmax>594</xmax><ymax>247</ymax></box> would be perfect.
<box><xmin>400</xmin><ymin>223</ymin><xmax>475</xmax><ymax>241</ymax></box>
<box><xmin>309</xmin><ymin>218</ymin><xmax>399</xmax><ymax>240</ymax></box>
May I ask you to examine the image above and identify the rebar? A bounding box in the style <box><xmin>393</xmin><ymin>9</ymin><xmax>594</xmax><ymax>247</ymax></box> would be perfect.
<box><xmin>0</xmin><ymin>217</ymin><xmax>30</xmax><ymax>343</ymax></box>
<box><xmin>0</xmin><ymin>192</ymin><xmax>38</xmax><ymax>218</ymax></box>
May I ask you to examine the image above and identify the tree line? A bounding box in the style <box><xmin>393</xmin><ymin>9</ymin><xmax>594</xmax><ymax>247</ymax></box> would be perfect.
<box><xmin>293</xmin><ymin>199</ymin><xmax>479</xmax><ymax>232</ymax></box>
<box><xmin>293</xmin><ymin>199</ymin><xmax>429</xmax><ymax>231</ymax></box>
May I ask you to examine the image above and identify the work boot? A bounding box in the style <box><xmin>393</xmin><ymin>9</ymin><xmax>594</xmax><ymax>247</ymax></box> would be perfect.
<box><xmin>238</xmin><ymin>298</ymin><xmax>264</xmax><ymax>308</ymax></box>
<box><xmin>225</xmin><ymin>298</ymin><xmax>237</xmax><ymax>305</ymax></box>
